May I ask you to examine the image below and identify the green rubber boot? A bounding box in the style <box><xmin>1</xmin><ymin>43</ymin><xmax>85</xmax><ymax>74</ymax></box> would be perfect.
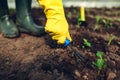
<box><xmin>15</xmin><ymin>0</ymin><xmax>46</xmax><ymax>36</ymax></box>
<box><xmin>0</xmin><ymin>0</ymin><xmax>19</xmax><ymax>38</ymax></box>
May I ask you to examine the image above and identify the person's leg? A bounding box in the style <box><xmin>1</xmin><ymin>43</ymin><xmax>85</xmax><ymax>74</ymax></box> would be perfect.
<box><xmin>0</xmin><ymin>0</ymin><xmax>19</xmax><ymax>38</ymax></box>
<box><xmin>15</xmin><ymin>0</ymin><xmax>45</xmax><ymax>36</ymax></box>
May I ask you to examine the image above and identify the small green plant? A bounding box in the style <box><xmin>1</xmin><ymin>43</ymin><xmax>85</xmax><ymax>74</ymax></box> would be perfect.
<box><xmin>82</xmin><ymin>38</ymin><xmax>91</xmax><ymax>48</ymax></box>
<box><xmin>118</xmin><ymin>41</ymin><xmax>120</xmax><ymax>45</ymax></box>
<box><xmin>117</xmin><ymin>18</ymin><xmax>120</xmax><ymax>22</ymax></box>
<box><xmin>92</xmin><ymin>51</ymin><xmax>107</xmax><ymax>74</ymax></box>
<box><xmin>102</xmin><ymin>18</ymin><xmax>113</xmax><ymax>29</ymax></box>
<box><xmin>77</xmin><ymin>17</ymin><xmax>81</xmax><ymax>26</ymax></box>
<box><xmin>93</xmin><ymin>16</ymin><xmax>101</xmax><ymax>30</ymax></box>
<box><xmin>66</xmin><ymin>12</ymin><xmax>72</xmax><ymax>19</ymax></box>
<box><xmin>107</xmin><ymin>34</ymin><xmax>116</xmax><ymax>46</ymax></box>
<box><xmin>72</xmin><ymin>8</ymin><xmax>77</xmax><ymax>14</ymax></box>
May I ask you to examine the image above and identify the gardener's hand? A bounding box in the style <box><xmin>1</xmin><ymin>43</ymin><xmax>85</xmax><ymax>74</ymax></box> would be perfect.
<box><xmin>45</xmin><ymin>18</ymin><xmax>72</xmax><ymax>44</ymax></box>
<box><xmin>37</xmin><ymin>0</ymin><xmax>72</xmax><ymax>44</ymax></box>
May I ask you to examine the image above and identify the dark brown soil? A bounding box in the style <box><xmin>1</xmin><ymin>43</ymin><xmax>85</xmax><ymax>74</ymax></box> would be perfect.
<box><xmin>0</xmin><ymin>7</ymin><xmax>120</xmax><ymax>80</ymax></box>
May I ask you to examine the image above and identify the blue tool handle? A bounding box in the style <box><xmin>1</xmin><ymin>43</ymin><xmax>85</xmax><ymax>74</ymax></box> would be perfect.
<box><xmin>64</xmin><ymin>38</ymin><xmax>71</xmax><ymax>47</ymax></box>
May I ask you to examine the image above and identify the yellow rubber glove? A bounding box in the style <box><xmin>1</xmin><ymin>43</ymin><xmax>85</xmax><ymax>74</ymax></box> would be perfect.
<box><xmin>37</xmin><ymin>0</ymin><xmax>72</xmax><ymax>44</ymax></box>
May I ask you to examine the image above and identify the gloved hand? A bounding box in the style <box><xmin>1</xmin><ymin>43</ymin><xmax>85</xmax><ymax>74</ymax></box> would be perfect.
<box><xmin>37</xmin><ymin>0</ymin><xmax>72</xmax><ymax>44</ymax></box>
<box><xmin>45</xmin><ymin>18</ymin><xmax>72</xmax><ymax>44</ymax></box>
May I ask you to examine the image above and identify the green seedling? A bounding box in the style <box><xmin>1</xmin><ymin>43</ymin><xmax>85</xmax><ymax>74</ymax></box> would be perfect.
<box><xmin>117</xmin><ymin>18</ymin><xmax>120</xmax><ymax>29</ymax></box>
<box><xmin>107</xmin><ymin>34</ymin><xmax>116</xmax><ymax>46</ymax></box>
<box><xmin>92</xmin><ymin>51</ymin><xmax>107</xmax><ymax>74</ymax></box>
<box><xmin>117</xmin><ymin>18</ymin><xmax>120</xmax><ymax>22</ymax></box>
<box><xmin>66</xmin><ymin>12</ymin><xmax>72</xmax><ymax>19</ymax></box>
<box><xmin>72</xmin><ymin>8</ymin><xmax>77</xmax><ymax>14</ymax></box>
<box><xmin>102</xmin><ymin>18</ymin><xmax>113</xmax><ymax>29</ymax></box>
<box><xmin>118</xmin><ymin>42</ymin><xmax>120</xmax><ymax>45</ymax></box>
<box><xmin>82</xmin><ymin>38</ymin><xmax>91</xmax><ymax>48</ymax></box>
<box><xmin>94</xmin><ymin>16</ymin><xmax>101</xmax><ymax>30</ymax></box>
<box><xmin>77</xmin><ymin>17</ymin><xmax>83</xmax><ymax>26</ymax></box>
<box><xmin>109</xmin><ymin>18</ymin><xmax>113</xmax><ymax>28</ymax></box>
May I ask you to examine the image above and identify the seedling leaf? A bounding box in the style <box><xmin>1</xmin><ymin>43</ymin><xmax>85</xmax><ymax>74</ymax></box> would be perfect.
<box><xmin>96</xmin><ymin>59</ymin><xmax>104</xmax><ymax>70</ymax></box>
<box><xmin>96</xmin><ymin>16</ymin><xmax>101</xmax><ymax>23</ymax></box>
<box><xmin>83</xmin><ymin>38</ymin><xmax>91</xmax><ymax>48</ymax></box>
<box><xmin>92</xmin><ymin>51</ymin><xmax>107</xmax><ymax>73</ymax></box>
<box><xmin>107</xmin><ymin>34</ymin><xmax>116</xmax><ymax>46</ymax></box>
<box><xmin>96</xmin><ymin>51</ymin><xmax>103</xmax><ymax>58</ymax></box>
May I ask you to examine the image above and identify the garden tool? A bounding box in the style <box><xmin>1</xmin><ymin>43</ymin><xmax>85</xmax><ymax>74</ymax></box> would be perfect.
<box><xmin>15</xmin><ymin>0</ymin><xmax>45</xmax><ymax>36</ymax></box>
<box><xmin>78</xmin><ymin>7</ymin><xmax>87</xmax><ymax>27</ymax></box>
<box><xmin>0</xmin><ymin>0</ymin><xmax>19</xmax><ymax>38</ymax></box>
<box><xmin>64</xmin><ymin>39</ymin><xmax>87</xmax><ymax>63</ymax></box>
<box><xmin>37</xmin><ymin>0</ymin><xmax>72</xmax><ymax>44</ymax></box>
<box><xmin>80</xmin><ymin>7</ymin><xmax>85</xmax><ymax>21</ymax></box>
<box><xmin>37</xmin><ymin>0</ymin><xmax>86</xmax><ymax>62</ymax></box>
